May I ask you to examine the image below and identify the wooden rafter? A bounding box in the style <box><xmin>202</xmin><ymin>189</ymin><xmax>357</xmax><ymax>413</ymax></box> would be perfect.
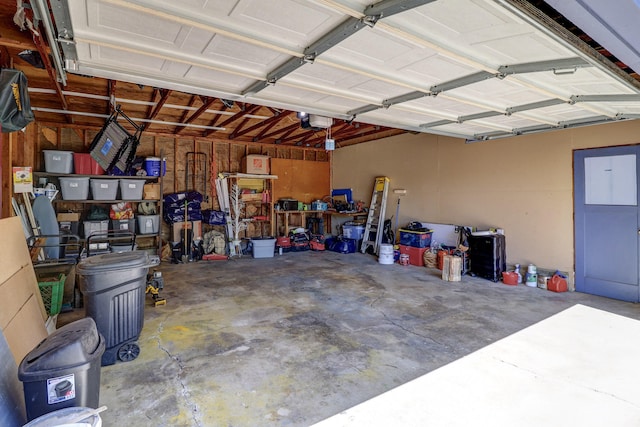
<box><xmin>338</xmin><ymin>126</ymin><xmax>400</xmax><ymax>145</ymax></box>
<box><xmin>274</xmin><ymin>126</ymin><xmax>303</xmax><ymax>144</ymax></box>
<box><xmin>203</xmin><ymin>104</ymin><xmax>261</xmax><ymax>137</ymax></box>
<box><xmin>227</xmin><ymin>114</ymin><xmax>255</xmax><ymax>140</ymax></box>
<box><xmin>203</xmin><ymin>101</ymin><xmax>231</xmax><ymax>131</ymax></box>
<box><xmin>293</xmin><ymin>132</ymin><xmax>315</xmax><ymax>146</ymax></box>
<box><xmin>0</xmin><ymin>22</ymin><xmax>37</xmax><ymax>51</ymax></box>
<box><xmin>231</xmin><ymin>110</ymin><xmax>291</xmax><ymax>139</ymax></box>
<box><xmin>0</xmin><ymin>46</ymin><xmax>10</xmax><ymax>68</ymax></box>
<box><xmin>143</xmin><ymin>88</ymin><xmax>172</xmax><ymax>131</ymax></box>
<box><xmin>256</xmin><ymin>122</ymin><xmax>300</xmax><ymax>141</ymax></box>
<box><xmin>295</xmin><ymin>122</ymin><xmax>354</xmax><ymax>147</ymax></box>
<box><xmin>31</xmin><ymin>29</ymin><xmax>68</xmax><ymax>113</ymax></box>
<box><xmin>106</xmin><ymin>80</ymin><xmax>116</xmax><ymax>115</ymax></box>
<box><xmin>175</xmin><ymin>95</ymin><xmax>199</xmax><ymax>133</ymax></box>
<box><xmin>252</xmin><ymin>117</ymin><xmax>283</xmax><ymax>142</ymax></box>
<box><xmin>176</xmin><ymin>96</ymin><xmax>217</xmax><ymax>134</ymax></box>
<box><xmin>332</xmin><ymin>122</ymin><xmax>363</xmax><ymax>138</ymax></box>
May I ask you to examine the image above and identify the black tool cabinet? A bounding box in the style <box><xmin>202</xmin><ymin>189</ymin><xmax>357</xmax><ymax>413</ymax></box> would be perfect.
<box><xmin>468</xmin><ymin>234</ymin><xmax>506</xmax><ymax>282</ymax></box>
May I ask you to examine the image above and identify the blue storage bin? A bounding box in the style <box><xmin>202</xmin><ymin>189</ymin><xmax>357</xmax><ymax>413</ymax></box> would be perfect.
<box><xmin>399</xmin><ymin>229</ymin><xmax>433</xmax><ymax>248</ymax></box>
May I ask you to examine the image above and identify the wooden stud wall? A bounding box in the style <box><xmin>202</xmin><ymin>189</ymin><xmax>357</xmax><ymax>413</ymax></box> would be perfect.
<box><xmin>1</xmin><ymin>123</ymin><xmax>330</xmax><ymax>218</ymax></box>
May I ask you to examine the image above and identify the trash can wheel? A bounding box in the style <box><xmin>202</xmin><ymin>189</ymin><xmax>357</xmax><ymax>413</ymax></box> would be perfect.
<box><xmin>117</xmin><ymin>342</ymin><xmax>140</xmax><ymax>362</ymax></box>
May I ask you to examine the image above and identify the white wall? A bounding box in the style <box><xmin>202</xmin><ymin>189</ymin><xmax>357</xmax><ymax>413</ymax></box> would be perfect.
<box><xmin>333</xmin><ymin>120</ymin><xmax>640</xmax><ymax>276</ymax></box>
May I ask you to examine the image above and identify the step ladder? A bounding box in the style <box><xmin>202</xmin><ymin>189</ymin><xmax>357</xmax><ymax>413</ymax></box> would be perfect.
<box><xmin>361</xmin><ymin>176</ymin><xmax>390</xmax><ymax>255</ymax></box>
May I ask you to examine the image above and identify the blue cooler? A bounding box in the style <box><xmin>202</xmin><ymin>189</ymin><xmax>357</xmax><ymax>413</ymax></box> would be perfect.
<box><xmin>144</xmin><ymin>157</ymin><xmax>166</xmax><ymax>177</ymax></box>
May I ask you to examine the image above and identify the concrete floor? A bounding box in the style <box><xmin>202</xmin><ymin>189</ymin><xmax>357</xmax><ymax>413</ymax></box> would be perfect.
<box><xmin>61</xmin><ymin>251</ymin><xmax>640</xmax><ymax>426</ymax></box>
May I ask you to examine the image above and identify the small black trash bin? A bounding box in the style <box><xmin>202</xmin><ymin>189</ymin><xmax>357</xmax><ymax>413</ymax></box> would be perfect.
<box><xmin>18</xmin><ymin>317</ymin><xmax>105</xmax><ymax>422</ymax></box>
<box><xmin>77</xmin><ymin>251</ymin><xmax>159</xmax><ymax>365</ymax></box>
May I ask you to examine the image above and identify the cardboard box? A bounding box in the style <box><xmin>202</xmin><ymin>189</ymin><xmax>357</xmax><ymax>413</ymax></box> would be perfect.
<box><xmin>241</xmin><ymin>154</ymin><xmax>270</xmax><ymax>175</ymax></box>
<box><xmin>442</xmin><ymin>255</ymin><xmax>462</xmax><ymax>282</ymax></box>
<box><xmin>143</xmin><ymin>183</ymin><xmax>161</xmax><ymax>200</ymax></box>
<box><xmin>2</xmin><ymin>294</ymin><xmax>48</xmax><ymax>363</ymax></box>
<box><xmin>0</xmin><ymin>266</ymin><xmax>35</xmax><ymax>328</ymax></box>
<box><xmin>57</xmin><ymin>212</ymin><xmax>80</xmax><ymax>222</ymax></box>
<box><xmin>0</xmin><ymin>217</ymin><xmax>48</xmax><ymax>364</ymax></box>
<box><xmin>171</xmin><ymin>220</ymin><xmax>202</xmax><ymax>242</ymax></box>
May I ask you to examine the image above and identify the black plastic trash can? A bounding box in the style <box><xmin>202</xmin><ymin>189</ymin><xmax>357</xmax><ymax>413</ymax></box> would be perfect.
<box><xmin>18</xmin><ymin>317</ymin><xmax>105</xmax><ymax>422</ymax></box>
<box><xmin>77</xmin><ymin>251</ymin><xmax>159</xmax><ymax>365</ymax></box>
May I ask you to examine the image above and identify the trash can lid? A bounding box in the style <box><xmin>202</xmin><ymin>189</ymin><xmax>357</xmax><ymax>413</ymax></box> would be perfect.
<box><xmin>77</xmin><ymin>251</ymin><xmax>153</xmax><ymax>275</ymax></box>
<box><xmin>18</xmin><ymin>317</ymin><xmax>104</xmax><ymax>380</ymax></box>
<box><xmin>23</xmin><ymin>406</ymin><xmax>102</xmax><ymax>427</ymax></box>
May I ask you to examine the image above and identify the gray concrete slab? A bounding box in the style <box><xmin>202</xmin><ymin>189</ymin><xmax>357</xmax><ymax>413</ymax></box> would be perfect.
<box><xmin>66</xmin><ymin>251</ymin><xmax>640</xmax><ymax>426</ymax></box>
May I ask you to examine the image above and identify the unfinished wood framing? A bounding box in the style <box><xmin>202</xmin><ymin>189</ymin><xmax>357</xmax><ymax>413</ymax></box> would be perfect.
<box><xmin>3</xmin><ymin>123</ymin><xmax>331</xmax><ymax>223</ymax></box>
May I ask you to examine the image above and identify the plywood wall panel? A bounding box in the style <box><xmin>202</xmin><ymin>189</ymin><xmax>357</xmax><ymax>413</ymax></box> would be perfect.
<box><xmin>271</xmin><ymin>159</ymin><xmax>330</xmax><ymax>204</ymax></box>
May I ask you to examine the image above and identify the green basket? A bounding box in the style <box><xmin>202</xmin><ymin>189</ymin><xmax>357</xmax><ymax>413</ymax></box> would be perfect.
<box><xmin>38</xmin><ymin>273</ymin><xmax>66</xmax><ymax>315</ymax></box>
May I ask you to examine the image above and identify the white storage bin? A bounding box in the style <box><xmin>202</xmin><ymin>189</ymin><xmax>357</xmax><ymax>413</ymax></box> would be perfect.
<box><xmin>137</xmin><ymin>215</ymin><xmax>159</xmax><ymax>234</ymax></box>
<box><xmin>343</xmin><ymin>224</ymin><xmax>365</xmax><ymax>240</ymax></box>
<box><xmin>90</xmin><ymin>179</ymin><xmax>118</xmax><ymax>200</ymax></box>
<box><xmin>111</xmin><ymin>218</ymin><xmax>135</xmax><ymax>232</ymax></box>
<box><xmin>59</xmin><ymin>177</ymin><xmax>90</xmax><ymax>200</ymax></box>
<box><xmin>251</xmin><ymin>237</ymin><xmax>276</xmax><ymax>258</ymax></box>
<box><xmin>43</xmin><ymin>150</ymin><xmax>73</xmax><ymax>174</ymax></box>
<box><xmin>119</xmin><ymin>179</ymin><xmax>144</xmax><ymax>200</ymax></box>
<box><xmin>83</xmin><ymin>220</ymin><xmax>109</xmax><ymax>239</ymax></box>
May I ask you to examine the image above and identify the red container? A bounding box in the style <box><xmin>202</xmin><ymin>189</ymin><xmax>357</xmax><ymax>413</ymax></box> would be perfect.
<box><xmin>436</xmin><ymin>249</ymin><xmax>454</xmax><ymax>270</ymax></box>
<box><xmin>502</xmin><ymin>271</ymin><xmax>518</xmax><ymax>286</ymax></box>
<box><xmin>276</xmin><ymin>236</ymin><xmax>291</xmax><ymax>247</ymax></box>
<box><xmin>547</xmin><ymin>275</ymin><xmax>568</xmax><ymax>292</ymax></box>
<box><xmin>399</xmin><ymin>245</ymin><xmax>428</xmax><ymax>267</ymax></box>
<box><xmin>73</xmin><ymin>153</ymin><xmax>104</xmax><ymax>175</ymax></box>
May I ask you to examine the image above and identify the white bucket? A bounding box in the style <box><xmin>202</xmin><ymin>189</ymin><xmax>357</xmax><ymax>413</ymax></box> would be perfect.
<box><xmin>378</xmin><ymin>253</ymin><xmax>394</xmax><ymax>265</ymax></box>
<box><xmin>379</xmin><ymin>244</ymin><xmax>394</xmax><ymax>255</ymax></box>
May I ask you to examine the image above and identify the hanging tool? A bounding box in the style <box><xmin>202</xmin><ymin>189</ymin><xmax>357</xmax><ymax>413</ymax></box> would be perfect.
<box><xmin>360</xmin><ymin>176</ymin><xmax>390</xmax><ymax>255</ymax></box>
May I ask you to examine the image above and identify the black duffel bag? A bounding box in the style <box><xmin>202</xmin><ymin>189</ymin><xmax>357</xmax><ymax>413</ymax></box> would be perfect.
<box><xmin>0</xmin><ymin>69</ymin><xmax>34</xmax><ymax>132</ymax></box>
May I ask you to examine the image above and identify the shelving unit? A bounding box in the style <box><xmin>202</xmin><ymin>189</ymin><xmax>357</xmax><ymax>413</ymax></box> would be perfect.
<box><xmin>224</xmin><ymin>173</ymin><xmax>277</xmax><ymax>238</ymax></box>
<box><xmin>34</xmin><ymin>172</ymin><xmax>163</xmax><ymax>256</ymax></box>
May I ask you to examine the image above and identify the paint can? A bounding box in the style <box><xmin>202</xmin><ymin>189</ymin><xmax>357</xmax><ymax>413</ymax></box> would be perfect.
<box><xmin>379</xmin><ymin>244</ymin><xmax>394</xmax><ymax>255</ymax></box>
<box><xmin>398</xmin><ymin>253</ymin><xmax>410</xmax><ymax>266</ymax></box>
<box><xmin>537</xmin><ymin>275</ymin><xmax>549</xmax><ymax>290</ymax></box>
